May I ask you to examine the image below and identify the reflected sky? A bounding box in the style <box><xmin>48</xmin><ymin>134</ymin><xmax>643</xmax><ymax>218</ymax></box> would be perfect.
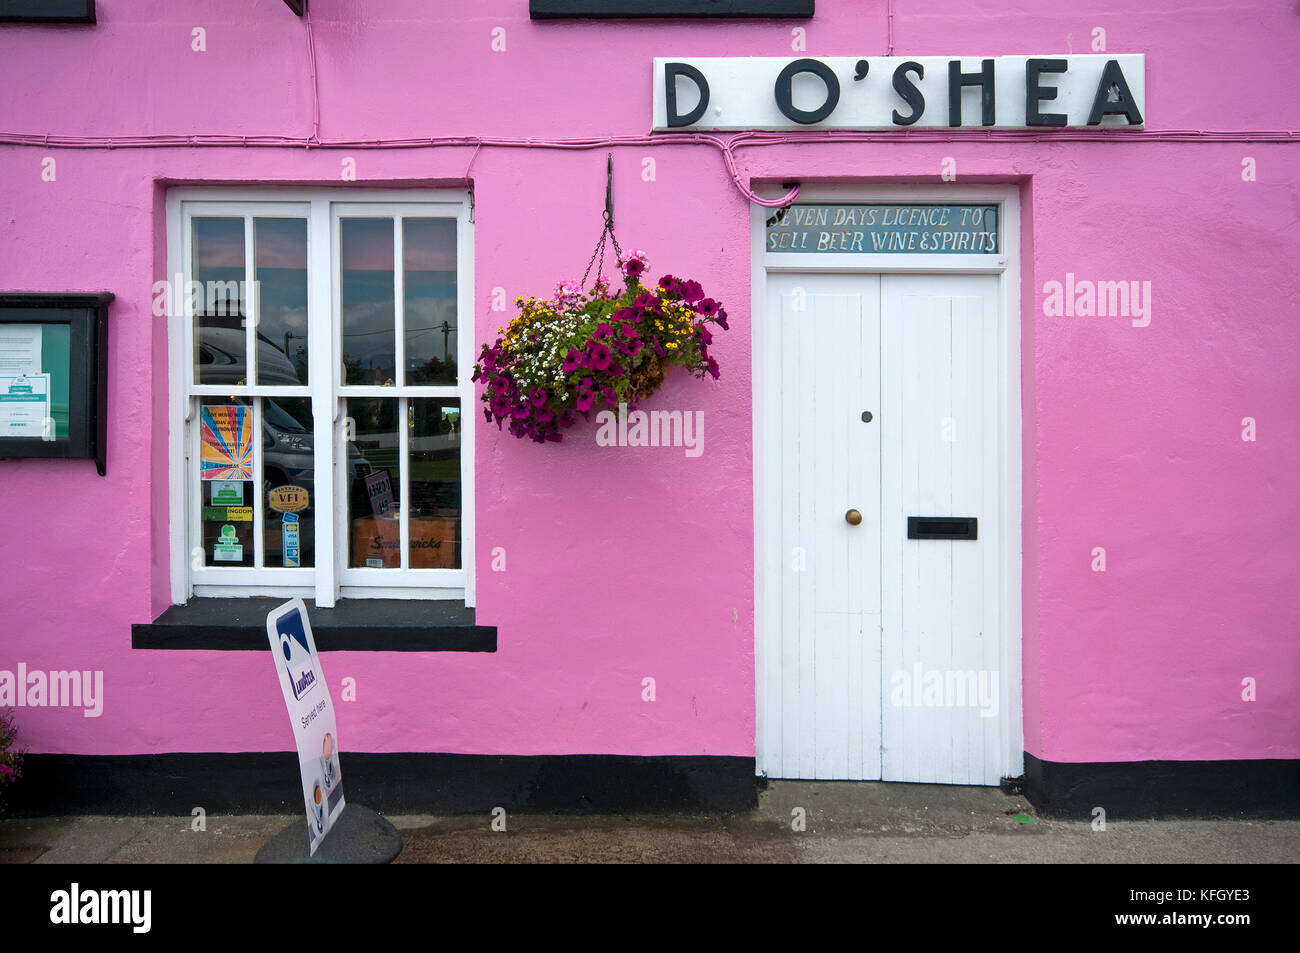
<box><xmin>191</xmin><ymin>215</ymin><xmax>457</xmax><ymax>387</ymax></box>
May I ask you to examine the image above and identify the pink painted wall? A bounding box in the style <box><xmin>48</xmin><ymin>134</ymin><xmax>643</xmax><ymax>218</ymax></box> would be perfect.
<box><xmin>0</xmin><ymin>0</ymin><xmax>1297</xmax><ymax>767</ymax></box>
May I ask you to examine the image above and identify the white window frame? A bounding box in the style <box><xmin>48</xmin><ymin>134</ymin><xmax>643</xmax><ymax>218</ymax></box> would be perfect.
<box><xmin>166</xmin><ymin>188</ymin><xmax>476</xmax><ymax>608</ymax></box>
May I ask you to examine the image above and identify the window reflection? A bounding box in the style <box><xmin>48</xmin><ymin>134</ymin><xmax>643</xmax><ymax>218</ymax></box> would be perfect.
<box><xmin>254</xmin><ymin>218</ymin><xmax>309</xmax><ymax>386</ymax></box>
<box><xmin>192</xmin><ymin>217</ymin><xmax>246</xmax><ymax>385</ymax></box>
<box><xmin>409</xmin><ymin>398</ymin><xmax>460</xmax><ymax>568</ymax></box>
<box><xmin>340</xmin><ymin>218</ymin><xmax>395</xmax><ymax>385</ymax></box>
<box><xmin>404</xmin><ymin>218</ymin><xmax>457</xmax><ymax>385</ymax></box>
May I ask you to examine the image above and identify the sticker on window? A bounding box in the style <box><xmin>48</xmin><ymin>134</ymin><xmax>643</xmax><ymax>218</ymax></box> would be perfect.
<box><xmin>213</xmin><ymin>524</ymin><xmax>243</xmax><ymax>562</ymax></box>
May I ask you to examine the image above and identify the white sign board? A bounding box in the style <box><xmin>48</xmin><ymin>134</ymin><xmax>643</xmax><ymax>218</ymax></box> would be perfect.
<box><xmin>266</xmin><ymin>598</ymin><xmax>345</xmax><ymax>855</ymax></box>
<box><xmin>653</xmin><ymin>55</ymin><xmax>1145</xmax><ymax>131</ymax></box>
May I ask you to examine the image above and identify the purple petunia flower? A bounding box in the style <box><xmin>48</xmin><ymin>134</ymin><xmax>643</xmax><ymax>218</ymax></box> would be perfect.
<box><xmin>706</xmin><ymin>356</ymin><xmax>720</xmax><ymax>379</ymax></box>
<box><xmin>529</xmin><ymin>387</ymin><xmax>547</xmax><ymax>407</ymax></box>
<box><xmin>575</xmin><ymin>389</ymin><xmax>594</xmax><ymax>412</ymax></box>
<box><xmin>608</xmin><ymin>361</ymin><xmax>625</xmax><ymax>378</ymax></box>
<box><xmin>619</xmin><ymin>248</ymin><xmax>648</xmax><ymax>278</ymax></box>
<box><xmin>594</xmin><ymin>323</ymin><xmax>613</xmax><ymax>339</ymax></box>
<box><xmin>511</xmin><ymin>401</ymin><xmax>532</xmax><ymax>420</ymax></box>
<box><xmin>490</xmin><ymin>394</ymin><xmax>512</xmax><ymax>419</ymax></box>
<box><xmin>587</xmin><ymin>342</ymin><xmax>612</xmax><ymax>371</ymax></box>
<box><xmin>563</xmin><ymin>349</ymin><xmax>585</xmax><ymax>373</ymax></box>
<box><xmin>696</xmin><ymin>323</ymin><xmax>713</xmax><ymax>345</ymax></box>
<box><xmin>535</xmin><ymin>406</ymin><xmax>553</xmax><ymax>424</ymax></box>
<box><xmin>679</xmin><ymin>279</ymin><xmax>704</xmax><ymax>303</ymax></box>
<box><xmin>658</xmin><ymin>274</ymin><xmax>676</xmax><ymax>290</ymax></box>
<box><xmin>716</xmin><ymin>308</ymin><xmax>729</xmax><ymax>331</ymax></box>
<box><xmin>491</xmin><ymin>374</ymin><xmax>510</xmax><ymax>392</ymax></box>
<box><xmin>695</xmin><ymin>298</ymin><xmax>720</xmax><ymax>318</ymax></box>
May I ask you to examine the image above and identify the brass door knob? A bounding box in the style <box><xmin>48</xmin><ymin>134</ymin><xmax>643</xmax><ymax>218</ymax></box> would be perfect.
<box><xmin>845</xmin><ymin>509</ymin><xmax>863</xmax><ymax>525</ymax></box>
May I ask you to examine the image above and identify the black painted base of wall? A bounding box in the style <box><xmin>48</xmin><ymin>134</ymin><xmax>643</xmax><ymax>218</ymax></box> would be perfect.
<box><xmin>4</xmin><ymin>753</ymin><xmax>758</xmax><ymax>817</ymax></box>
<box><xmin>1023</xmin><ymin>754</ymin><xmax>1300</xmax><ymax>819</ymax></box>
<box><xmin>10</xmin><ymin>752</ymin><xmax>1295</xmax><ymax>819</ymax></box>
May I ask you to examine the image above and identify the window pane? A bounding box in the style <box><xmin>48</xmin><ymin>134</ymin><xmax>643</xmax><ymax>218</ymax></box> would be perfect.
<box><xmin>340</xmin><ymin>218</ymin><xmax>395</xmax><ymax>386</ymax></box>
<box><xmin>403</xmin><ymin>218</ymin><xmax>457</xmax><ymax>385</ymax></box>
<box><xmin>254</xmin><ymin>218</ymin><xmax>309</xmax><ymax>386</ymax></box>
<box><xmin>192</xmin><ymin>217</ymin><xmax>246</xmax><ymax>385</ymax></box>
<box><xmin>346</xmin><ymin>397</ymin><xmax>400</xmax><ymax>568</ymax></box>
<box><xmin>409</xmin><ymin>398</ymin><xmax>461</xmax><ymax>568</ymax></box>
<box><xmin>262</xmin><ymin>397</ymin><xmax>315</xmax><ymax>568</ymax></box>
<box><xmin>198</xmin><ymin>399</ymin><xmax>254</xmax><ymax>567</ymax></box>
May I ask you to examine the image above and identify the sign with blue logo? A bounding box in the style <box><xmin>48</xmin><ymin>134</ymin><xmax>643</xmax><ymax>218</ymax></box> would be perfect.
<box><xmin>266</xmin><ymin>598</ymin><xmax>344</xmax><ymax>855</ymax></box>
<box><xmin>282</xmin><ymin>512</ymin><xmax>300</xmax><ymax>568</ymax></box>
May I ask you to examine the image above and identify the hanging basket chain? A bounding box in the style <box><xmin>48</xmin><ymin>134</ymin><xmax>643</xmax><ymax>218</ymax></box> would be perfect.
<box><xmin>580</xmin><ymin>153</ymin><xmax>623</xmax><ymax>291</ymax></box>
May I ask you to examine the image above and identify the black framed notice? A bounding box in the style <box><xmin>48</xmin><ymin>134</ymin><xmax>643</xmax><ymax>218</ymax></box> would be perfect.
<box><xmin>0</xmin><ymin>293</ymin><xmax>112</xmax><ymax>474</ymax></box>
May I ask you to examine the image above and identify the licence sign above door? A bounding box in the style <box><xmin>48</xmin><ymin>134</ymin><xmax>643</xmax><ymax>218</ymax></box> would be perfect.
<box><xmin>766</xmin><ymin>203</ymin><xmax>998</xmax><ymax>254</ymax></box>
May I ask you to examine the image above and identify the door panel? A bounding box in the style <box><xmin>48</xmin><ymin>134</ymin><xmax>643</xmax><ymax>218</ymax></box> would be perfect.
<box><xmin>767</xmin><ymin>274</ymin><xmax>881</xmax><ymax>780</ymax></box>
<box><xmin>880</xmin><ymin>274</ymin><xmax>1002</xmax><ymax>785</ymax></box>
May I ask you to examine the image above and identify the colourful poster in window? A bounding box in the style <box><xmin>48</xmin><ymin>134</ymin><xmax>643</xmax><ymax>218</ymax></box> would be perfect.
<box><xmin>200</xmin><ymin>404</ymin><xmax>253</xmax><ymax>481</ymax></box>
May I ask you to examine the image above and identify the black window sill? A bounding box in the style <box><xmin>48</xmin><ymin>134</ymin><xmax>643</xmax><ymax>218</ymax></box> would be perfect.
<box><xmin>132</xmin><ymin>598</ymin><xmax>496</xmax><ymax>652</ymax></box>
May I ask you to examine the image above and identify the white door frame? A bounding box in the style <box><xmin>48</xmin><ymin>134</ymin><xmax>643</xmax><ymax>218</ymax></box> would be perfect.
<box><xmin>751</xmin><ymin>183</ymin><xmax>1024</xmax><ymax>783</ymax></box>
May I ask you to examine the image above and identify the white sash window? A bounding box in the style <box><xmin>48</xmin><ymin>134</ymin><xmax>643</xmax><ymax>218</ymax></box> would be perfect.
<box><xmin>165</xmin><ymin>189</ymin><xmax>475</xmax><ymax>607</ymax></box>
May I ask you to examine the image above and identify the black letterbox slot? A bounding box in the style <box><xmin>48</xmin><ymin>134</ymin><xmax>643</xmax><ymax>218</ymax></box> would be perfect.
<box><xmin>908</xmin><ymin>517</ymin><xmax>978</xmax><ymax>540</ymax></box>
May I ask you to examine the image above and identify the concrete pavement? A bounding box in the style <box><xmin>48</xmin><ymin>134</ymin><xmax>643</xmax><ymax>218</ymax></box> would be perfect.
<box><xmin>2</xmin><ymin>781</ymin><xmax>1296</xmax><ymax>863</ymax></box>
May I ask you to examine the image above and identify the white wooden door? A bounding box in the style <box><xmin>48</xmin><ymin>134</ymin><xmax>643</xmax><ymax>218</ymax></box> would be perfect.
<box><xmin>880</xmin><ymin>274</ymin><xmax>1003</xmax><ymax>785</ymax></box>
<box><xmin>760</xmin><ymin>271</ymin><xmax>1004</xmax><ymax>784</ymax></box>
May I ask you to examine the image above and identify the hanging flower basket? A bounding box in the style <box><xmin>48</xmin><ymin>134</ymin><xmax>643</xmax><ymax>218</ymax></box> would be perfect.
<box><xmin>472</xmin><ymin>248</ymin><xmax>729</xmax><ymax>443</ymax></box>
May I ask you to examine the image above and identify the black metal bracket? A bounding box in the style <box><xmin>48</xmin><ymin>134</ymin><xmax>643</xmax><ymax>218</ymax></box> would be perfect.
<box><xmin>604</xmin><ymin>153</ymin><xmax>614</xmax><ymax>229</ymax></box>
